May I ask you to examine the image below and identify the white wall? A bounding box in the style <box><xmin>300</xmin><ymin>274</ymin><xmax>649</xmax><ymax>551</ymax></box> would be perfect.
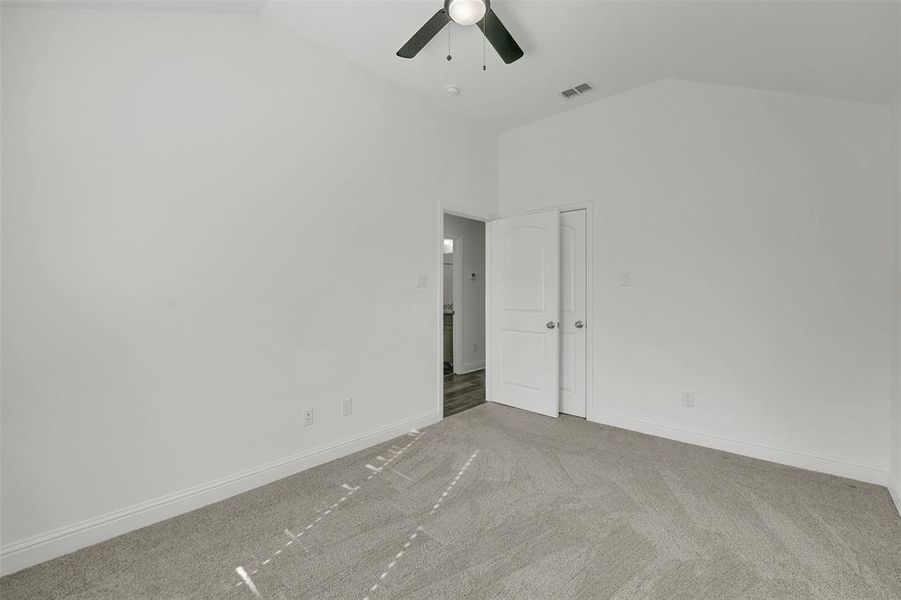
<box><xmin>0</xmin><ymin>7</ymin><xmax>495</xmax><ymax>572</ymax></box>
<box><xmin>499</xmin><ymin>79</ymin><xmax>894</xmax><ymax>484</ymax></box>
<box><xmin>443</xmin><ymin>214</ymin><xmax>486</xmax><ymax>373</ymax></box>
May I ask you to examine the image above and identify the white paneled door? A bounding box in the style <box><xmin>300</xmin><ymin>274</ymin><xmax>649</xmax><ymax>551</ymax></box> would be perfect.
<box><xmin>489</xmin><ymin>212</ymin><xmax>561</xmax><ymax>418</ymax></box>
<box><xmin>560</xmin><ymin>210</ymin><xmax>587</xmax><ymax>417</ymax></box>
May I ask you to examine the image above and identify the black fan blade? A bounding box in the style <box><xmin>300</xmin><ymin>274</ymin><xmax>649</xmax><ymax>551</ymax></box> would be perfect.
<box><xmin>478</xmin><ymin>9</ymin><xmax>523</xmax><ymax>64</ymax></box>
<box><xmin>397</xmin><ymin>9</ymin><xmax>450</xmax><ymax>59</ymax></box>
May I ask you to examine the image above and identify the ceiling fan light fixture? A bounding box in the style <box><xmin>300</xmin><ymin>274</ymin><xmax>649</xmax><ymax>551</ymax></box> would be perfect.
<box><xmin>446</xmin><ymin>0</ymin><xmax>487</xmax><ymax>26</ymax></box>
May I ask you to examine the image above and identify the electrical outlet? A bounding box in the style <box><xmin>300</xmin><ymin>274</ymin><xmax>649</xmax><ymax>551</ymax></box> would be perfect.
<box><xmin>473</xmin><ymin>343</ymin><xmax>478</xmax><ymax>353</ymax></box>
<box><xmin>303</xmin><ymin>408</ymin><xmax>314</xmax><ymax>426</ymax></box>
<box><xmin>342</xmin><ymin>398</ymin><xmax>353</xmax><ymax>417</ymax></box>
<box><xmin>681</xmin><ymin>391</ymin><xmax>695</xmax><ymax>408</ymax></box>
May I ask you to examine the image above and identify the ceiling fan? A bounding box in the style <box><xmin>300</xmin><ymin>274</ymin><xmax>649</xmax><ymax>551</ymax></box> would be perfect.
<box><xmin>397</xmin><ymin>0</ymin><xmax>524</xmax><ymax>65</ymax></box>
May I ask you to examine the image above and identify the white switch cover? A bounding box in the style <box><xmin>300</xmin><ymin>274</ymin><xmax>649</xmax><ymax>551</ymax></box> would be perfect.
<box><xmin>620</xmin><ymin>272</ymin><xmax>631</xmax><ymax>287</ymax></box>
<box><xmin>416</xmin><ymin>274</ymin><xmax>428</xmax><ymax>288</ymax></box>
<box><xmin>681</xmin><ymin>392</ymin><xmax>695</xmax><ymax>408</ymax></box>
<box><xmin>342</xmin><ymin>398</ymin><xmax>353</xmax><ymax>417</ymax></box>
<box><xmin>303</xmin><ymin>408</ymin><xmax>314</xmax><ymax>426</ymax></box>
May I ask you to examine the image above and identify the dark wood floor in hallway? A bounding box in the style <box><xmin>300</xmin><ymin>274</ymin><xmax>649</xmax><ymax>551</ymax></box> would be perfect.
<box><xmin>443</xmin><ymin>369</ymin><xmax>485</xmax><ymax>417</ymax></box>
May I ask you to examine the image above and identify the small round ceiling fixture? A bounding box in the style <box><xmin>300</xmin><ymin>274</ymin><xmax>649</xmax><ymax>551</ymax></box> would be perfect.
<box><xmin>445</xmin><ymin>0</ymin><xmax>488</xmax><ymax>27</ymax></box>
<box><xmin>444</xmin><ymin>84</ymin><xmax>461</xmax><ymax>97</ymax></box>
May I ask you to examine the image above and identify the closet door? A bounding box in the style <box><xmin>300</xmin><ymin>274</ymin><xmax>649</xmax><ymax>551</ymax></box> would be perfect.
<box><xmin>560</xmin><ymin>210</ymin><xmax>587</xmax><ymax>417</ymax></box>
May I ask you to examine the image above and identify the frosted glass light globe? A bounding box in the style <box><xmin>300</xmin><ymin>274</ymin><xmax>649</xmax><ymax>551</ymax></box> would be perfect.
<box><xmin>447</xmin><ymin>0</ymin><xmax>487</xmax><ymax>26</ymax></box>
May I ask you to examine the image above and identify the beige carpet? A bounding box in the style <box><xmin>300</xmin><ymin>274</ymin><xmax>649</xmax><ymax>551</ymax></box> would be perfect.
<box><xmin>2</xmin><ymin>403</ymin><xmax>900</xmax><ymax>599</ymax></box>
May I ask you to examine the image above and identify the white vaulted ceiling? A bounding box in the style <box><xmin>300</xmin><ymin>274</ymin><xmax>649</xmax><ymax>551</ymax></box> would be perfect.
<box><xmin>20</xmin><ymin>1</ymin><xmax>899</xmax><ymax>131</ymax></box>
<box><xmin>265</xmin><ymin>0</ymin><xmax>898</xmax><ymax>132</ymax></box>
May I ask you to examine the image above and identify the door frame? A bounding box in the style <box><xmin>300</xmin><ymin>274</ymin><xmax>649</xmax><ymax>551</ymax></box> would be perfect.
<box><xmin>437</xmin><ymin>201</ymin><xmax>593</xmax><ymax>420</ymax></box>
<box><xmin>438</xmin><ymin>203</ymin><xmax>496</xmax><ymax>419</ymax></box>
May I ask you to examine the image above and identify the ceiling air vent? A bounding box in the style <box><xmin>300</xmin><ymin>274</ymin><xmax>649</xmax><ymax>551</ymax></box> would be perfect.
<box><xmin>561</xmin><ymin>82</ymin><xmax>594</xmax><ymax>99</ymax></box>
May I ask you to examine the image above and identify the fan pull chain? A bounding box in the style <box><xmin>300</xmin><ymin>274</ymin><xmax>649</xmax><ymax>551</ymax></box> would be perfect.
<box><xmin>447</xmin><ymin>23</ymin><xmax>452</xmax><ymax>61</ymax></box>
<box><xmin>482</xmin><ymin>16</ymin><xmax>486</xmax><ymax>71</ymax></box>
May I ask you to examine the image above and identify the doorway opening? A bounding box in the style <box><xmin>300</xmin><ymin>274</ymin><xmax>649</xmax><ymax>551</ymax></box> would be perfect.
<box><xmin>442</xmin><ymin>213</ymin><xmax>486</xmax><ymax>417</ymax></box>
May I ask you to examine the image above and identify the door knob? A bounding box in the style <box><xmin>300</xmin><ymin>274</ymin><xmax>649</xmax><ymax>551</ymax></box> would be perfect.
<box><xmin>546</xmin><ymin>321</ymin><xmax>557</xmax><ymax>330</ymax></box>
<box><xmin>575</xmin><ymin>320</ymin><xmax>584</xmax><ymax>329</ymax></box>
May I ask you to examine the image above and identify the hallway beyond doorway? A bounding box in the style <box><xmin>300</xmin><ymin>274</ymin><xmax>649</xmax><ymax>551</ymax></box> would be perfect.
<box><xmin>443</xmin><ymin>370</ymin><xmax>485</xmax><ymax>417</ymax></box>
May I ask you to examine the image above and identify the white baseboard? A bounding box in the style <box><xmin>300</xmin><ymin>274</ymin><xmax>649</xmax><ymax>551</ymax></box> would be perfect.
<box><xmin>454</xmin><ymin>361</ymin><xmax>485</xmax><ymax>375</ymax></box>
<box><xmin>889</xmin><ymin>476</ymin><xmax>901</xmax><ymax>518</ymax></box>
<box><xmin>0</xmin><ymin>410</ymin><xmax>441</xmax><ymax>577</ymax></box>
<box><xmin>589</xmin><ymin>411</ymin><xmax>887</xmax><ymax>486</ymax></box>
